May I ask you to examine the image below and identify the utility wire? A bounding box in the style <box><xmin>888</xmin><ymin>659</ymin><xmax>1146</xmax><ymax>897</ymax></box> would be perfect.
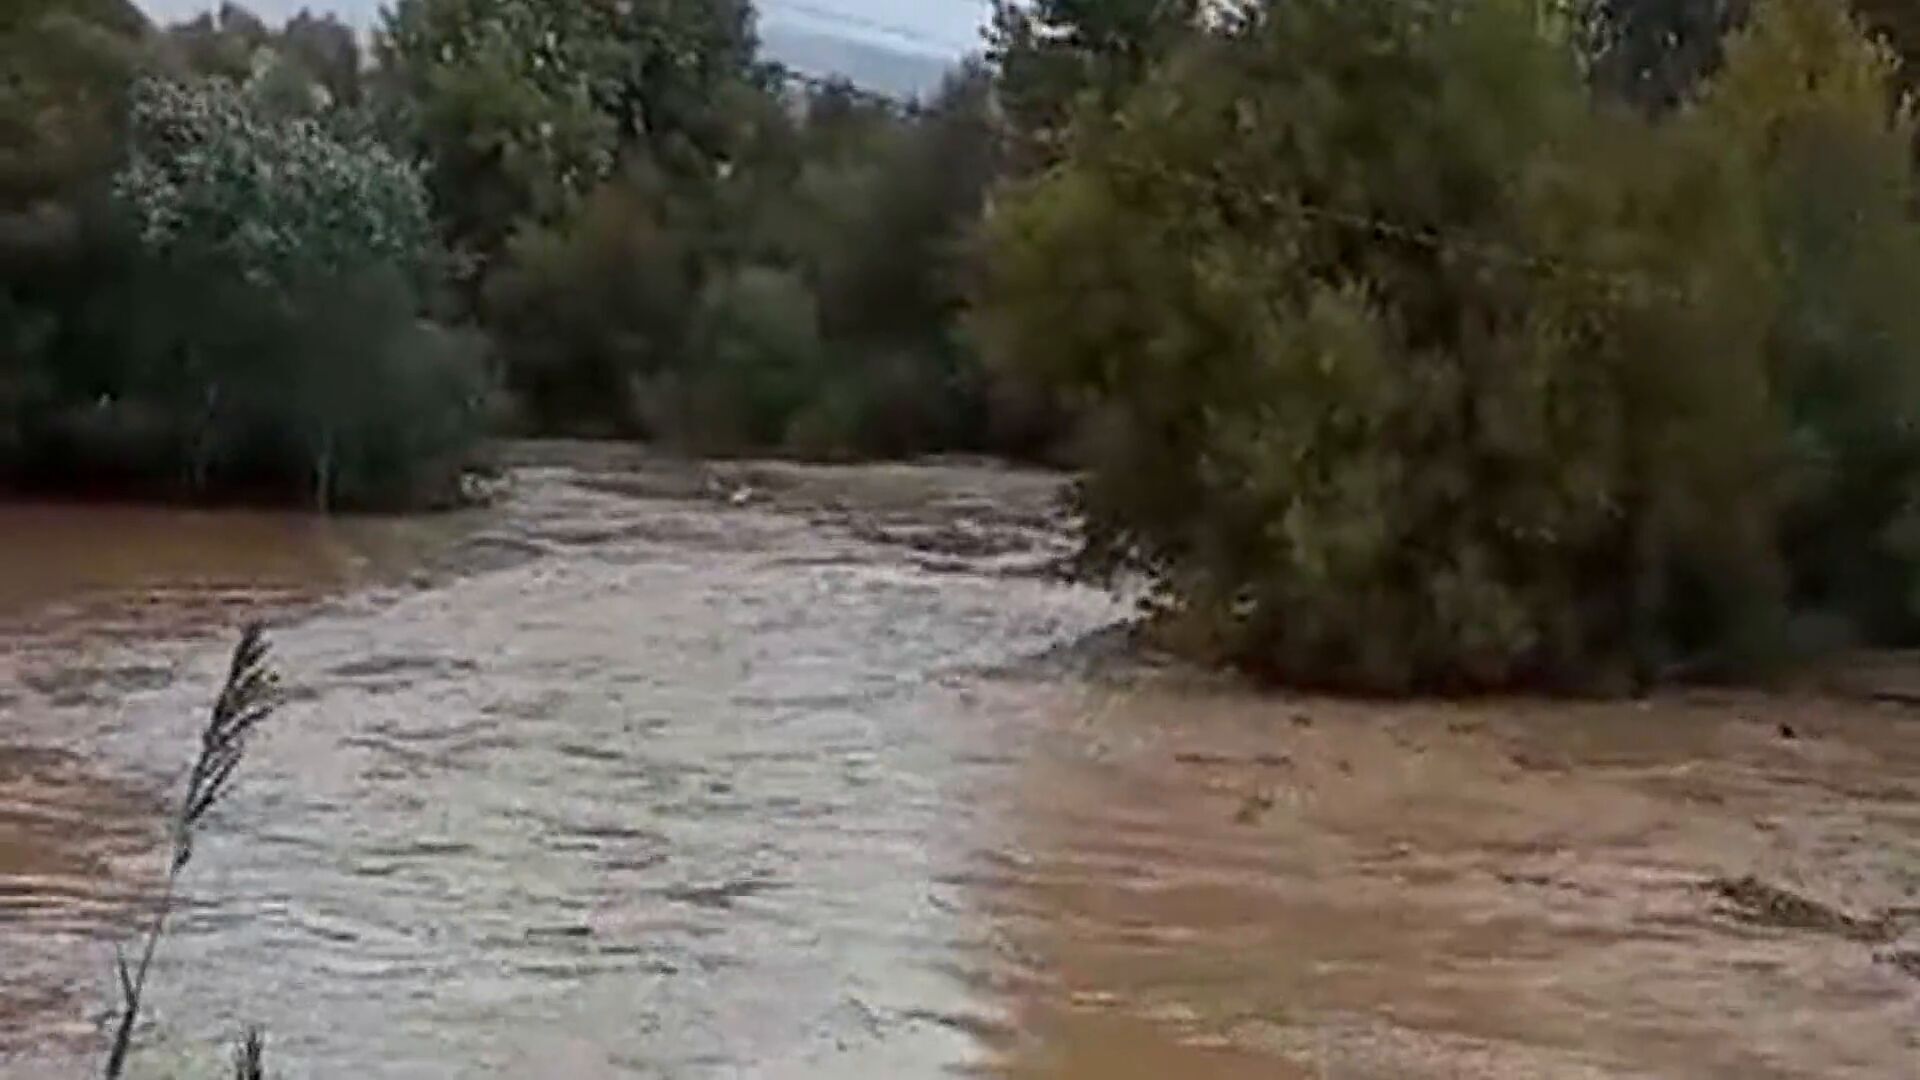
<box><xmin>756</xmin><ymin>1</ymin><xmax>988</xmax><ymax>110</ymax></box>
<box><xmin>761</xmin><ymin>0</ymin><xmax>981</xmax><ymax>55</ymax></box>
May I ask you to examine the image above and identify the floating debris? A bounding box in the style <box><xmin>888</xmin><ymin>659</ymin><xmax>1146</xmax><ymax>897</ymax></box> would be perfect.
<box><xmin>1708</xmin><ymin>876</ymin><xmax>1890</xmax><ymax>942</ymax></box>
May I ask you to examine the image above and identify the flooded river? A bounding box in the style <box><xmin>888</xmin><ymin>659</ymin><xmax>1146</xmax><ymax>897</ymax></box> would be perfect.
<box><xmin>3</xmin><ymin>445</ymin><xmax>1917</xmax><ymax>1077</ymax></box>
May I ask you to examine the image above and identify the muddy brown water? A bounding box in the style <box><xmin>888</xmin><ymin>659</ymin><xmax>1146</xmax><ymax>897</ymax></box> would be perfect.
<box><xmin>2</xmin><ymin>447</ymin><xmax>1916</xmax><ymax>1077</ymax></box>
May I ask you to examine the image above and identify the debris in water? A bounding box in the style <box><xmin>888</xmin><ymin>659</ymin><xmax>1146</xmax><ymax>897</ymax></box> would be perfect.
<box><xmin>663</xmin><ymin>876</ymin><xmax>781</xmax><ymax>910</ymax></box>
<box><xmin>1234</xmin><ymin>789</ymin><xmax>1276</xmax><ymax>825</ymax></box>
<box><xmin>1708</xmin><ymin>876</ymin><xmax>1890</xmax><ymax>942</ymax></box>
<box><xmin>1875</xmin><ymin>951</ymin><xmax>1920</xmax><ymax>980</ymax></box>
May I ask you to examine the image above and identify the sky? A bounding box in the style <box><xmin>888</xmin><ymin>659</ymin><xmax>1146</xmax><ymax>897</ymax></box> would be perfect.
<box><xmin>136</xmin><ymin>1</ymin><xmax>990</xmax><ymax>57</ymax></box>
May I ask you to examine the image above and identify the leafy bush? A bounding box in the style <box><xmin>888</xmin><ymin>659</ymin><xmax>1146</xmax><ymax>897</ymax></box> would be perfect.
<box><xmin>2</xmin><ymin>68</ymin><xmax>483</xmax><ymax>510</ymax></box>
<box><xmin>977</xmin><ymin>0</ymin><xmax>1919</xmax><ymax>691</ymax></box>
<box><xmin>651</xmin><ymin>264</ymin><xmax>827</xmax><ymax>453</ymax></box>
<box><xmin>111</xmin><ymin>75</ymin><xmax>478</xmax><ymax>508</ymax></box>
<box><xmin>484</xmin><ymin>173</ymin><xmax>695</xmax><ymax>435</ymax></box>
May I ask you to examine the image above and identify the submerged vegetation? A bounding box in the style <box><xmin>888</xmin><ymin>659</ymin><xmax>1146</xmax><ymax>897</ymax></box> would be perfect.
<box><xmin>6</xmin><ymin>0</ymin><xmax>1920</xmax><ymax>689</ymax></box>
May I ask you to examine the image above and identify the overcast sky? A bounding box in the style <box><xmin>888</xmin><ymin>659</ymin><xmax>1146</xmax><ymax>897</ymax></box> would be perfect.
<box><xmin>136</xmin><ymin>1</ymin><xmax>988</xmax><ymax>57</ymax></box>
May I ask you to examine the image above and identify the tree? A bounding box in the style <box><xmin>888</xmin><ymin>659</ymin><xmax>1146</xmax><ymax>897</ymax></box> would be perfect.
<box><xmin>378</xmin><ymin>0</ymin><xmax>758</xmax><ymax>277</ymax></box>
<box><xmin>483</xmin><ymin>169</ymin><xmax>696</xmax><ymax>434</ymax></box>
<box><xmin>0</xmin><ymin>0</ymin><xmax>152</xmax><ymax>214</ymax></box>
<box><xmin>987</xmin><ymin>0</ymin><xmax>1204</xmax><ymax>168</ymax></box>
<box><xmin>1698</xmin><ymin>0</ymin><xmax>1920</xmax><ymax>647</ymax></box>
<box><xmin>811</xmin><ymin>68</ymin><xmax>996</xmax><ymax>347</ymax></box>
<box><xmin>0</xmin><ymin>0</ymin><xmax>154</xmax><ymax>466</ymax></box>
<box><xmin>479</xmin><ymin>59</ymin><xmax>1013</xmax><ymax>456</ymax></box>
<box><xmin>977</xmin><ymin>0</ymin><xmax>1783</xmax><ymax>690</ymax></box>
<box><xmin>800</xmin><ymin>67</ymin><xmax>1003</xmax><ymax>455</ymax></box>
<box><xmin>662</xmin><ymin>264</ymin><xmax>826</xmax><ymax>451</ymax></box>
<box><xmin>116</xmin><ymin>79</ymin><xmax>432</xmax><ymax>290</ymax></box>
<box><xmin>110</xmin><ymin>75</ymin><xmax>475</xmax><ymax>507</ymax></box>
<box><xmin>3</xmin><ymin>2</ymin><xmax>481</xmax><ymax>507</ymax></box>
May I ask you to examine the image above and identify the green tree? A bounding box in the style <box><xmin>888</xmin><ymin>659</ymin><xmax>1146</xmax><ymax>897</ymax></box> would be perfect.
<box><xmin>657</xmin><ymin>264</ymin><xmax>826</xmax><ymax>452</ymax></box>
<box><xmin>110</xmin><ymin>75</ymin><xmax>476</xmax><ymax>508</ymax></box>
<box><xmin>483</xmin><ymin>169</ymin><xmax>696</xmax><ymax>434</ymax></box>
<box><xmin>378</xmin><ymin>0</ymin><xmax>758</xmax><ymax>277</ymax></box>
<box><xmin>116</xmin><ymin>79</ymin><xmax>432</xmax><ymax>290</ymax></box>
<box><xmin>3</xmin><ymin>2</ymin><xmax>481</xmax><ymax>508</ymax></box>
<box><xmin>480</xmin><ymin>64</ymin><xmax>1012</xmax><ymax>456</ymax></box>
<box><xmin>0</xmin><ymin>0</ymin><xmax>151</xmax><ymax>213</ymax></box>
<box><xmin>978</xmin><ymin>0</ymin><xmax>1782</xmax><ymax>690</ymax></box>
<box><xmin>759</xmin><ymin>67</ymin><xmax>1000</xmax><ymax>456</ymax></box>
<box><xmin>987</xmin><ymin>0</ymin><xmax>1204</xmax><ymax>168</ymax></box>
<box><xmin>1698</xmin><ymin>0</ymin><xmax>1920</xmax><ymax>648</ymax></box>
<box><xmin>812</xmin><ymin>69</ymin><xmax>995</xmax><ymax>351</ymax></box>
<box><xmin>0</xmin><ymin>0</ymin><xmax>154</xmax><ymax>465</ymax></box>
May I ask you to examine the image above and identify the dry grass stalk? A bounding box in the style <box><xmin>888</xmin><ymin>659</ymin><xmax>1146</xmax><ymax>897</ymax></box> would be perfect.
<box><xmin>104</xmin><ymin>624</ymin><xmax>281</xmax><ymax>1079</ymax></box>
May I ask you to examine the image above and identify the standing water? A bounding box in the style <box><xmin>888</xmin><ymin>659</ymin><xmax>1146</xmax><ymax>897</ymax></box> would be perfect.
<box><xmin>3</xmin><ymin>446</ymin><xmax>1917</xmax><ymax>1077</ymax></box>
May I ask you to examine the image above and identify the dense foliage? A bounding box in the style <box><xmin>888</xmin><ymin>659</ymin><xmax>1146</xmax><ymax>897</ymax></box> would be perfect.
<box><xmin>987</xmin><ymin>0</ymin><xmax>1208</xmax><ymax>169</ymax></box>
<box><xmin>378</xmin><ymin>0</ymin><xmax>758</xmax><ymax>281</ymax></box>
<box><xmin>2</xmin><ymin>3</ymin><xmax>480</xmax><ymax>508</ymax></box>
<box><xmin>1583</xmin><ymin>0</ymin><xmax>1920</xmax><ymax>110</ymax></box>
<box><xmin>1582</xmin><ymin>0</ymin><xmax>1751</xmax><ymax>109</ymax></box>
<box><xmin>10</xmin><ymin>0</ymin><xmax>1920</xmax><ymax>689</ymax></box>
<box><xmin>978</xmin><ymin>0</ymin><xmax>1920</xmax><ymax>690</ymax></box>
<box><xmin>473</xmin><ymin>55</ymin><xmax>1002</xmax><ymax>453</ymax></box>
<box><xmin>116</xmin><ymin>78</ymin><xmax>432</xmax><ymax>288</ymax></box>
<box><xmin>4</xmin><ymin>0</ymin><xmax>1022</xmax><ymax>501</ymax></box>
<box><xmin>115</xmin><ymin>76</ymin><xmax>477</xmax><ymax>509</ymax></box>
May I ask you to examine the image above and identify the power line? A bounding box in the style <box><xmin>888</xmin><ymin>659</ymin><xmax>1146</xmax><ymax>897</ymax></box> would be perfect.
<box><xmin>760</xmin><ymin>1</ymin><xmax>981</xmax><ymax>55</ymax></box>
